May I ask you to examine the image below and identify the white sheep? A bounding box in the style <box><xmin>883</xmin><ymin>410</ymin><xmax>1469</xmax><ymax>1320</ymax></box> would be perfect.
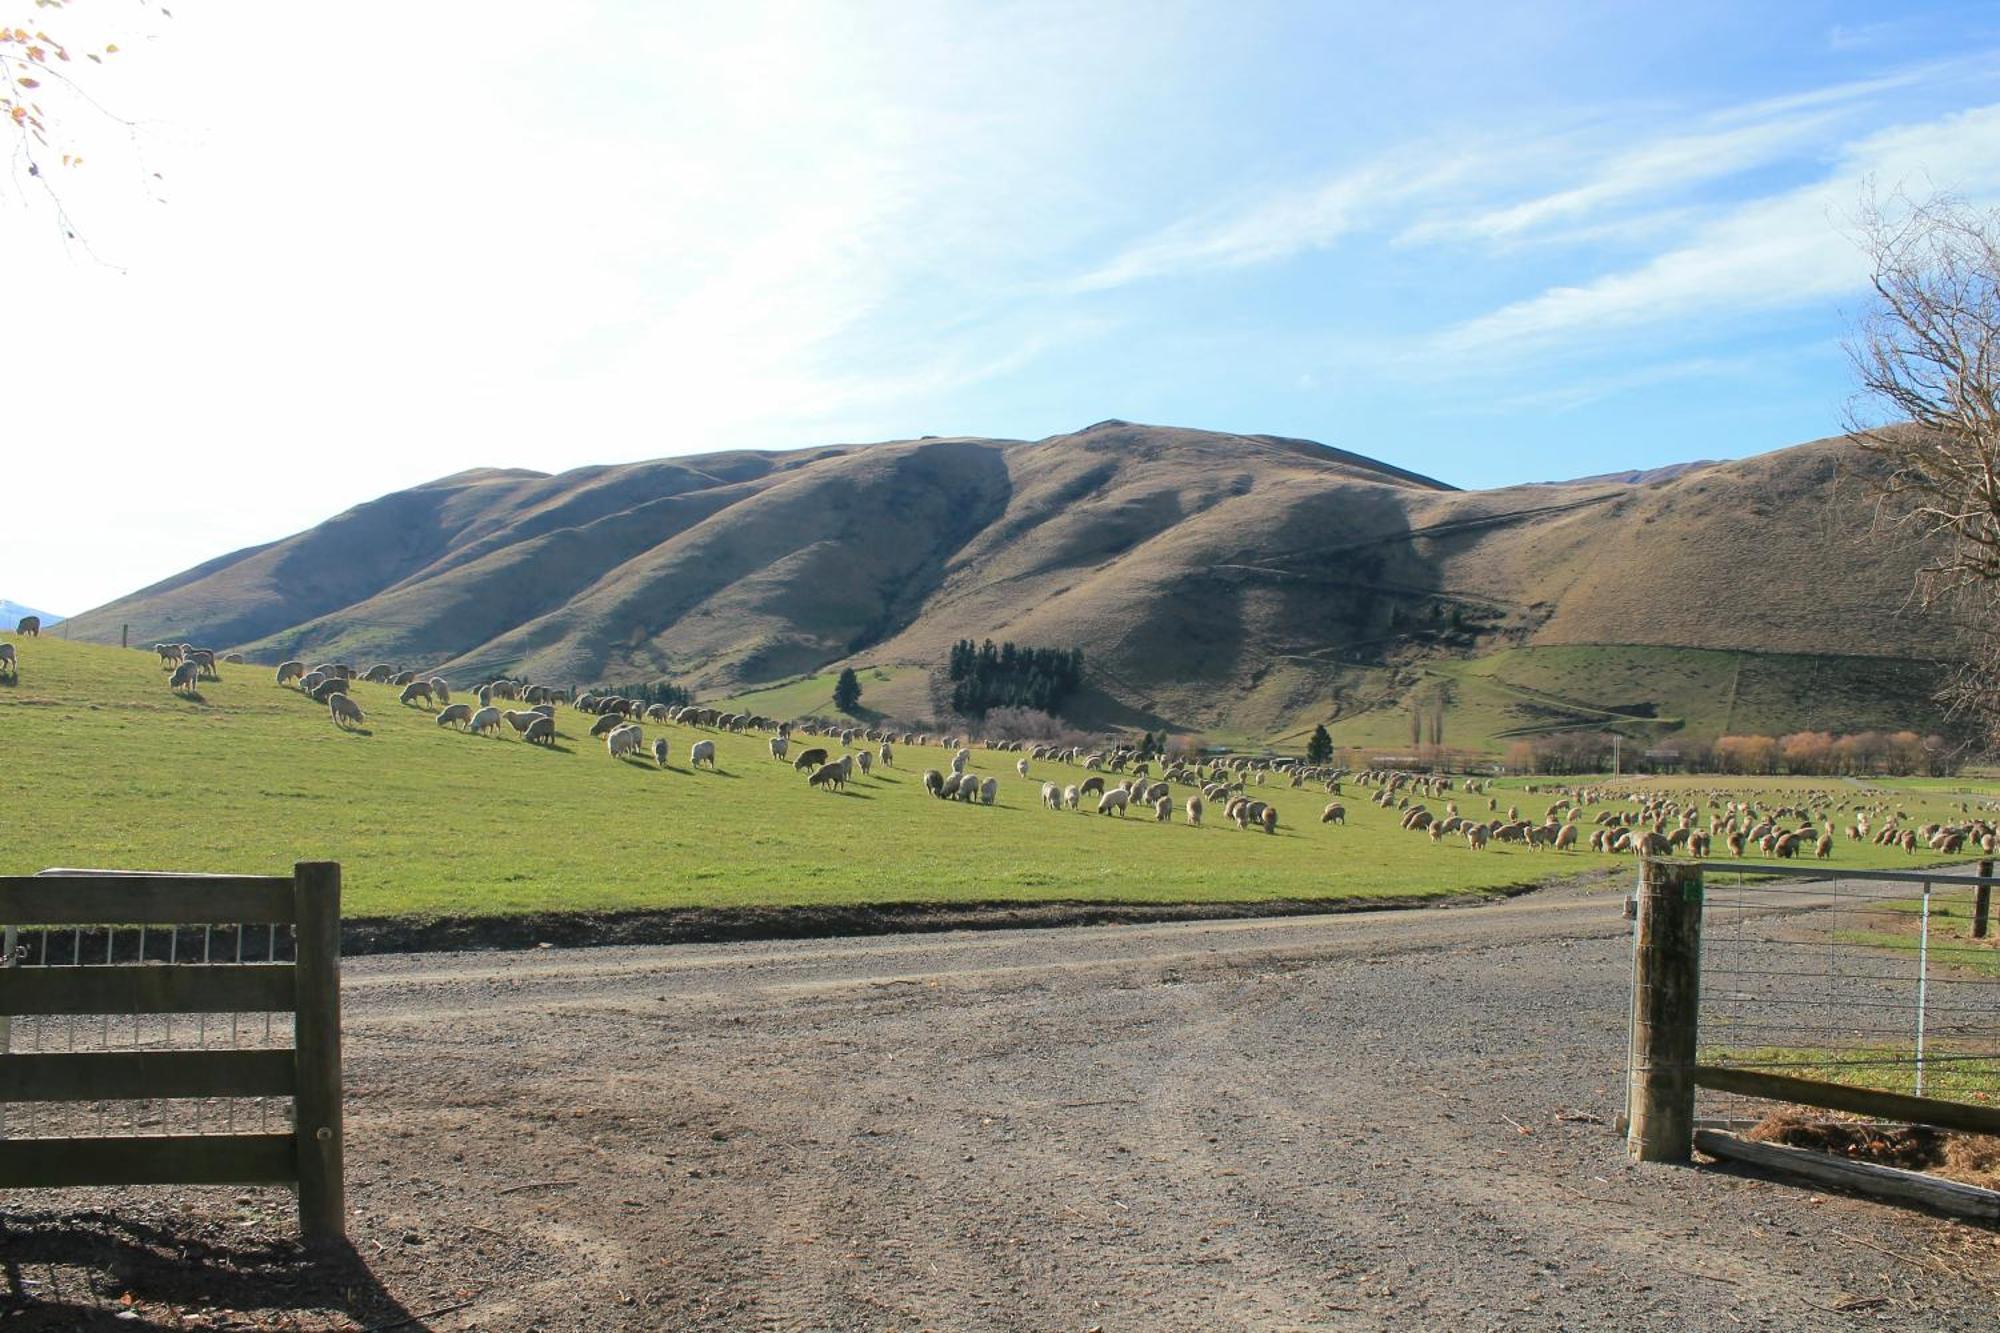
<box><xmin>654</xmin><ymin>738</ymin><xmax>670</xmax><ymax>767</ymax></box>
<box><xmin>1016</xmin><ymin>758</ymin><xmax>1030</xmax><ymax>778</ymax></box>
<box><xmin>690</xmin><ymin>739</ymin><xmax>717</xmax><ymax>769</ymax></box>
<box><xmin>168</xmin><ymin>661</ymin><xmax>199</xmax><ymax>694</ymax></box>
<box><xmin>436</xmin><ymin>703</ymin><xmax>473</xmax><ymax>728</ymax></box>
<box><xmin>606</xmin><ymin>724</ymin><xmax>644</xmax><ymax>759</ymax></box>
<box><xmin>879</xmin><ymin>742</ymin><xmax>894</xmax><ymax>768</ymax></box>
<box><xmin>769</xmin><ymin>736</ymin><xmax>789</xmax><ymax>760</ymax></box>
<box><xmin>522</xmin><ymin>715</ymin><xmax>556</xmax><ymax>746</ymax></box>
<box><xmin>329</xmin><ymin>693</ymin><xmax>364</xmax><ymax>729</ymax></box>
<box><xmin>1097</xmin><ymin>788</ymin><xmax>1129</xmax><ymax>816</ymax></box>
<box><xmin>275</xmin><ymin>660</ymin><xmax>304</xmax><ymax>685</ymax></box>
<box><xmin>1041</xmin><ymin>781</ymin><xmax>1061</xmax><ymax>810</ymax></box>
<box><xmin>980</xmin><ymin>776</ymin><xmax>998</xmax><ymax>805</ymax></box>
<box><xmin>857</xmin><ymin>749</ymin><xmax>874</xmax><ymax>775</ymax></box>
<box><xmin>468</xmin><ymin>706</ymin><xmax>503</xmax><ymax>736</ymax></box>
<box><xmin>399</xmin><ymin>680</ymin><xmax>435</xmax><ymax>708</ymax></box>
<box><xmin>0</xmin><ymin>643</ymin><xmax>14</xmax><ymax>674</ymax></box>
<box><xmin>1064</xmin><ymin>784</ymin><xmax>1080</xmax><ymax>810</ymax></box>
<box><xmin>1186</xmin><ymin>794</ymin><xmax>1203</xmax><ymax>826</ymax></box>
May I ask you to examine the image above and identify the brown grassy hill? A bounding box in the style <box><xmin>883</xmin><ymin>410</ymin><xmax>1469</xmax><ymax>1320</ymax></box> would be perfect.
<box><xmin>63</xmin><ymin>422</ymin><xmax>1956</xmax><ymax>744</ymax></box>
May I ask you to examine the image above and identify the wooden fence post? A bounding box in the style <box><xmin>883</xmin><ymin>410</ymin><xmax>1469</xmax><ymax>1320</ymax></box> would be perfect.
<box><xmin>1628</xmin><ymin>858</ymin><xmax>1702</xmax><ymax>1164</ymax></box>
<box><xmin>291</xmin><ymin>861</ymin><xmax>345</xmax><ymax>1246</ymax></box>
<box><xmin>1976</xmin><ymin>861</ymin><xmax>1993</xmax><ymax>941</ymax></box>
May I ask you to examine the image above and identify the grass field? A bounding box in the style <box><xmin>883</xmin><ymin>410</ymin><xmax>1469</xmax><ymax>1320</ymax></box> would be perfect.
<box><xmin>1288</xmin><ymin>645</ymin><xmax>1948</xmax><ymax>756</ymax></box>
<box><xmin>1</xmin><ymin>638</ymin><xmax>1988</xmax><ymax>921</ymax></box>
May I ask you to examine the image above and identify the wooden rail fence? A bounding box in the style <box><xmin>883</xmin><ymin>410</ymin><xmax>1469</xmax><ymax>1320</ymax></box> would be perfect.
<box><xmin>0</xmin><ymin>862</ymin><xmax>345</xmax><ymax>1244</ymax></box>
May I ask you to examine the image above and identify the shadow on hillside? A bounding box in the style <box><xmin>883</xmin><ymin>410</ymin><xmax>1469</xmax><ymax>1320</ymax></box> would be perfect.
<box><xmin>0</xmin><ymin>1209</ymin><xmax>417</xmax><ymax>1330</ymax></box>
<box><xmin>335</xmin><ymin>726</ymin><xmax>373</xmax><ymax>737</ymax></box>
<box><xmin>692</xmin><ymin>768</ymin><xmax>738</xmax><ymax>779</ymax></box>
<box><xmin>173</xmin><ymin>690</ymin><xmax>209</xmax><ymax>706</ymax></box>
<box><xmin>827</xmin><ymin>789</ymin><xmax>873</xmax><ymax>800</ymax></box>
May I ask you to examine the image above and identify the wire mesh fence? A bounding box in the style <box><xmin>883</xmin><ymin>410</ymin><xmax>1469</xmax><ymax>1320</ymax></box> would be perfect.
<box><xmin>1</xmin><ymin>919</ymin><xmax>298</xmax><ymax>1141</ymax></box>
<box><xmin>1695</xmin><ymin>864</ymin><xmax>2000</xmax><ymax>1129</ymax></box>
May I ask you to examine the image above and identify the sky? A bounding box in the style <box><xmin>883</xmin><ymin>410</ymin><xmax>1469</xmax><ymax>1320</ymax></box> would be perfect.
<box><xmin>9</xmin><ymin>0</ymin><xmax>2000</xmax><ymax>614</ymax></box>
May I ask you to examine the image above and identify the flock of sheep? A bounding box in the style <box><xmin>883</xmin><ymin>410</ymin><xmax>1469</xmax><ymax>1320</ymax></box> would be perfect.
<box><xmin>121</xmin><ymin>639</ymin><xmax>2000</xmax><ymax>869</ymax></box>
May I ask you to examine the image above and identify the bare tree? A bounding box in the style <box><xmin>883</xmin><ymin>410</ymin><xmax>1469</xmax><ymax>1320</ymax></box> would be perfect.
<box><xmin>1847</xmin><ymin>192</ymin><xmax>2000</xmax><ymax>741</ymax></box>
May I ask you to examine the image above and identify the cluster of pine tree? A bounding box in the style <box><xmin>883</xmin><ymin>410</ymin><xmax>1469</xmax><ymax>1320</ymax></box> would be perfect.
<box><xmin>589</xmin><ymin>680</ymin><xmax>693</xmax><ymax>708</ymax></box>
<box><xmin>946</xmin><ymin>639</ymin><xmax>1084</xmax><ymax>718</ymax></box>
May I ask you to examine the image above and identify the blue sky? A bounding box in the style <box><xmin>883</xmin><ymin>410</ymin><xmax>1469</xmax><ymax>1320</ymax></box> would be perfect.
<box><xmin>12</xmin><ymin>1</ymin><xmax>2000</xmax><ymax>611</ymax></box>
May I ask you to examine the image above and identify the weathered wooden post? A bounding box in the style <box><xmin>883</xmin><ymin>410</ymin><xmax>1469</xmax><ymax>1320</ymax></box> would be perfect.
<box><xmin>1628</xmin><ymin>858</ymin><xmax>1702</xmax><ymax>1164</ymax></box>
<box><xmin>1975</xmin><ymin>860</ymin><xmax>1993</xmax><ymax>940</ymax></box>
<box><xmin>292</xmin><ymin>860</ymin><xmax>345</xmax><ymax>1245</ymax></box>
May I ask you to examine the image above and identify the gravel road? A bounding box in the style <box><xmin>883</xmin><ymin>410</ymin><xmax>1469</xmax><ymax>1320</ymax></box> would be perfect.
<box><xmin>7</xmin><ymin>879</ymin><xmax>1999</xmax><ymax>1330</ymax></box>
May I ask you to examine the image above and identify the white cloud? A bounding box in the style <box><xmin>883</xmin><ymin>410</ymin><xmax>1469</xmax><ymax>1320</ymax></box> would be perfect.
<box><xmin>1068</xmin><ymin>151</ymin><xmax>1482</xmax><ymax>291</ymax></box>
<box><xmin>1437</xmin><ymin>103</ymin><xmax>2000</xmax><ymax>355</ymax></box>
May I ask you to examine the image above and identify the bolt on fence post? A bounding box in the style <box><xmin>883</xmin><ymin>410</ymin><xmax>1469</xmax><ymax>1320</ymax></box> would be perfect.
<box><xmin>1628</xmin><ymin>858</ymin><xmax>1703</xmax><ymax>1164</ymax></box>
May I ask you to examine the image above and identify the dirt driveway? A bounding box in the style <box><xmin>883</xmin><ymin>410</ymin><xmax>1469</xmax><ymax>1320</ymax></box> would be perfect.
<box><xmin>6</xmin><ymin>881</ymin><xmax>1999</xmax><ymax>1329</ymax></box>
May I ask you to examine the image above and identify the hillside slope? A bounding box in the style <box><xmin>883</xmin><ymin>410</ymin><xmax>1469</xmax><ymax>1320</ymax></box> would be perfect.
<box><xmin>63</xmin><ymin>422</ymin><xmax>1957</xmax><ymax>746</ymax></box>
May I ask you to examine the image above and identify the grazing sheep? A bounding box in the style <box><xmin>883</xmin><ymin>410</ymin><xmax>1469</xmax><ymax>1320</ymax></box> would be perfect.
<box><xmin>309</xmin><ymin>677</ymin><xmax>350</xmax><ymax>703</ymax></box>
<box><xmin>1259</xmin><ymin>806</ymin><xmax>1277</xmax><ymax>835</ymax></box>
<box><xmin>1320</xmin><ymin>802</ymin><xmax>1346</xmax><ymax>825</ymax></box>
<box><xmin>654</xmin><ymin>738</ymin><xmax>670</xmax><ymax>767</ymax></box>
<box><xmin>808</xmin><ymin>761</ymin><xmax>846</xmax><ymax>791</ymax></box>
<box><xmin>436</xmin><ymin>703</ymin><xmax>473</xmax><ymax>729</ymax></box>
<box><xmin>1155</xmin><ymin>795</ymin><xmax>1172</xmax><ymax>823</ymax></box>
<box><xmin>190</xmin><ymin>650</ymin><xmax>220</xmax><ymax>680</ymax></box>
<box><xmin>329</xmin><ymin>693</ymin><xmax>364</xmax><ymax>729</ymax></box>
<box><xmin>980</xmin><ymin>777</ymin><xmax>998</xmax><ymax>805</ymax></box>
<box><xmin>0</xmin><ymin>642</ymin><xmax>14</xmax><ymax>675</ymax></box>
<box><xmin>1186</xmin><ymin>794</ymin><xmax>1203</xmax><ymax>826</ymax></box>
<box><xmin>606</xmin><ymin>724</ymin><xmax>644</xmax><ymax>759</ymax></box>
<box><xmin>879</xmin><ymin>742</ymin><xmax>894</xmax><ymax>768</ymax></box>
<box><xmin>857</xmin><ymin>749</ymin><xmax>874</xmax><ymax>776</ymax></box>
<box><xmin>956</xmin><ymin>777</ymin><xmax>978</xmax><ymax>803</ymax></box>
<box><xmin>1080</xmin><ymin>775</ymin><xmax>1106</xmax><ymax>799</ymax></box>
<box><xmin>690</xmin><ymin>739</ymin><xmax>718</xmax><ymax>770</ymax></box>
<box><xmin>793</xmin><ymin>747</ymin><xmax>830</xmax><ymax>772</ymax></box>
<box><xmin>1553</xmin><ymin>824</ymin><xmax>1578</xmax><ymax>852</ymax></box>
<box><xmin>399</xmin><ymin>680</ymin><xmax>435</xmax><ymax>708</ymax></box>
<box><xmin>16</xmin><ymin>615</ymin><xmax>38</xmax><ymax>636</ymax></box>
<box><xmin>950</xmin><ymin>752</ymin><xmax>968</xmax><ymax>776</ymax></box>
<box><xmin>1815</xmin><ymin>832</ymin><xmax>1833</xmax><ymax>859</ymax></box>
<box><xmin>1016</xmin><ymin>758</ymin><xmax>1030</xmax><ymax>778</ymax></box>
<box><xmin>275</xmin><ymin>660</ymin><xmax>304</xmax><ymax>686</ymax></box>
<box><xmin>770</xmin><ymin>736</ymin><xmax>789</xmax><ymax>761</ymax></box>
<box><xmin>1042</xmin><ymin>781</ymin><xmax>1062</xmax><ymax>810</ymax></box>
<box><xmin>940</xmin><ymin>772</ymin><xmax>965</xmax><ymax>799</ymax></box>
<box><xmin>923</xmin><ymin>769</ymin><xmax>945</xmax><ymax>797</ymax></box>
<box><xmin>157</xmin><ymin>644</ymin><xmax>183</xmax><ymax>665</ymax></box>
<box><xmin>589</xmin><ymin>714</ymin><xmax>624</xmax><ymax>738</ymax></box>
<box><xmin>503</xmin><ymin>709</ymin><xmax>542</xmax><ymax>735</ymax></box>
<box><xmin>1097</xmin><ymin>788</ymin><xmax>1129</xmax><ymax>817</ymax></box>
<box><xmin>430</xmin><ymin>678</ymin><xmax>450</xmax><ymax>705</ymax></box>
<box><xmin>1465</xmin><ymin>825</ymin><xmax>1490</xmax><ymax>851</ymax></box>
<box><xmin>363</xmin><ymin>664</ymin><xmax>393</xmax><ymax>684</ymax></box>
<box><xmin>1064</xmin><ymin>784</ymin><xmax>1081</xmax><ymax>810</ymax></box>
<box><xmin>468</xmin><ymin>706</ymin><xmax>503</xmax><ymax>736</ymax></box>
<box><xmin>522</xmin><ymin>715</ymin><xmax>556</xmax><ymax>746</ymax></box>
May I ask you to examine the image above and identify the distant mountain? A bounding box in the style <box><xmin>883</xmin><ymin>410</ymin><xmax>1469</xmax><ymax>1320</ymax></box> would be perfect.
<box><xmin>61</xmin><ymin>422</ymin><xmax>1958</xmax><ymax>743</ymax></box>
<box><xmin>0</xmin><ymin>600</ymin><xmax>61</xmax><ymax>632</ymax></box>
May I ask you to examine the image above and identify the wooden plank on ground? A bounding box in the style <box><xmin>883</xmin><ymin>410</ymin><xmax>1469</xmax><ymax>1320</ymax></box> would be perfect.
<box><xmin>0</xmin><ymin>875</ymin><xmax>294</xmax><ymax>925</ymax></box>
<box><xmin>0</xmin><ymin>1048</ymin><xmax>294</xmax><ymax>1102</ymax></box>
<box><xmin>0</xmin><ymin>1133</ymin><xmax>297</xmax><ymax>1187</ymax></box>
<box><xmin>1694</xmin><ymin>1064</ymin><xmax>2000</xmax><ymax>1138</ymax></box>
<box><xmin>1695</xmin><ymin>1128</ymin><xmax>2000</xmax><ymax>1223</ymax></box>
<box><xmin>0</xmin><ymin>963</ymin><xmax>295</xmax><ymax>1016</ymax></box>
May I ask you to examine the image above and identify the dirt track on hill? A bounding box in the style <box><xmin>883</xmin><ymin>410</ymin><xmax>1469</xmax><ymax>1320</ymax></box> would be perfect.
<box><xmin>8</xmin><ymin>881</ymin><xmax>2000</xmax><ymax>1330</ymax></box>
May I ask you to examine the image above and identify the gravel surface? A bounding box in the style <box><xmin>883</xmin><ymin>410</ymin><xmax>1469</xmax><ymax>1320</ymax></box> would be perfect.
<box><xmin>6</xmin><ymin>880</ymin><xmax>1999</xmax><ymax>1329</ymax></box>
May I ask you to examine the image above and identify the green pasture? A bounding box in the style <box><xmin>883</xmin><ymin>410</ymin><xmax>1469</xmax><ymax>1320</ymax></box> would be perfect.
<box><xmin>0</xmin><ymin>638</ymin><xmax>1988</xmax><ymax>921</ymax></box>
